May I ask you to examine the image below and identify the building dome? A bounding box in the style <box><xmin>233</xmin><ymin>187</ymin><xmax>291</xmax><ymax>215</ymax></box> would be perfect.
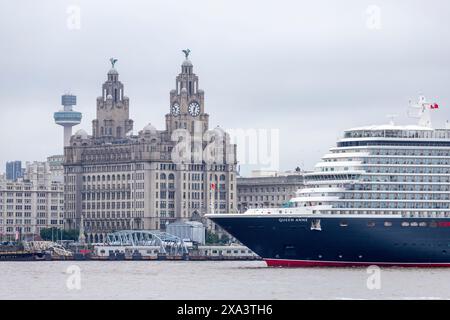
<box><xmin>182</xmin><ymin>59</ymin><xmax>193</xmax><ymax>67</ymax></box>
<box><xmin>215</xmin><ymin>125</ymin><xmax>224</xmax><ymax>131</ymax></box>
<box><xmin>108</xmin><ymin>68</ymin><xmax>118</xmax><ymax>75</ymax></box>
<box><xmin>74</xmin><ymin>129</ymin><xmax>88</xmax><ymax>139</ymax></box>
<box><xmin>212</xmin><ymin>125</ymin><xmax>226</xmax><ymax>139</ymax></box>
<box><xmin>143</xmin><ymin>123</ymin><xmax>156</xmax><ymax>132</ymax></box>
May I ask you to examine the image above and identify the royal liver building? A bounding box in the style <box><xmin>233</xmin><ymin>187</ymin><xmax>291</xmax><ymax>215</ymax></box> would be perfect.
<box><xmin>64</xmin><ymin>52</ymin><xmax>237</xmax><ymax>242</ymax></box>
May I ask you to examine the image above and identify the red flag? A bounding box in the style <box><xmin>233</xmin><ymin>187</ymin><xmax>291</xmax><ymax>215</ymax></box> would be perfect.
<box><xmin>431</xmin><ymin>103</ymin><xmax>439</xmax><ymax>109</ymax></box>
<box><xmin>211</xmin><ymin>183</ymin><xmax>216</xmax><ymax>190</ymax></box>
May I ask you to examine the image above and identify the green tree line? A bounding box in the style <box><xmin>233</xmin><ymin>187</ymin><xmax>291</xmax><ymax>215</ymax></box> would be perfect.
<box><xmin>39</xmin><ymin>228</ymin><xmax>79</xmax><ymax>241</ymax></box>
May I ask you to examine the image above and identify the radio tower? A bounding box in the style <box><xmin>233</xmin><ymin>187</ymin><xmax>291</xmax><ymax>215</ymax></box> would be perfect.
<box><xmin>54</xmin><ymin>94</ymin><xmax>82</xmax><ymax>147</ymax></box>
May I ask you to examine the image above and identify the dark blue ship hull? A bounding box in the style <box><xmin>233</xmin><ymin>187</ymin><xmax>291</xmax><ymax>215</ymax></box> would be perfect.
<box><xmin>207</xmin><ymin>214</ymin><xmax>450</xmax><ymax>267</ymax></box>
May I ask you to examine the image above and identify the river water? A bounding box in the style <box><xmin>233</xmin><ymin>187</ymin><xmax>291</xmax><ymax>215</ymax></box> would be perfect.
<box><xmin>0</xmin><ymin>261</ymin><xmax>449</xmax><ymax>299</ymax></box>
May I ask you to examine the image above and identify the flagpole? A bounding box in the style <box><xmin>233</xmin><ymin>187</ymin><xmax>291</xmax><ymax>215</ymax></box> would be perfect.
<box><xmin>210</xmin><ymin>183</ymin><xmax>215</xmax><ymax>214</ymax></box>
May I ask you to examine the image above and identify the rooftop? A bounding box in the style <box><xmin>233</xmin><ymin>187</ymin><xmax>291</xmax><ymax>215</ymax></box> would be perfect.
<box><xmin>346</xmin><ymin>124</ymin><xmax>434</xmax><ymax>132</ymax></box>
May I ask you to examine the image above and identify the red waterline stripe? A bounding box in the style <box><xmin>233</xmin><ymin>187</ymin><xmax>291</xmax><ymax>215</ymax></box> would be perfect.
<box><xmin>264</xmin><ymin>259</ymin><xmax>450</xmax><ymax>268</ymax></box>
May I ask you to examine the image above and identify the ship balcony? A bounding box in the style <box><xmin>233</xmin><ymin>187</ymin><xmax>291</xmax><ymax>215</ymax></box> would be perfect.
<box><xmin>304</xmin><ymin>169</ymin><xmax>365</xmax><ymax>176</ymax></box>
<box><xmin>315</xmin><ymin>161</ymin><xmax>363</xmax><ymax>169</ymax></box>
<box><xmin>291</xmin><ymin>195</ymin><xmax>340</xmax><ymax>203</ymax></box>
<box><xmin>322</xmin><ymin>152</ymin><xmax>369</xmax><ymax>159</ymax></box>
<box><xmin>303</xmin><ymin>170</ymin><xmax>363</xmax><ymax>185</ymax></box>
<box><xmin>296</xmin><ymin>187</ymin><xmax>345</xmax><ymax>195</ymax></box>
<box><xmin>243</xmin><ymin>207</ymin><xmax>316</xmax><ymax>215</ymax></box>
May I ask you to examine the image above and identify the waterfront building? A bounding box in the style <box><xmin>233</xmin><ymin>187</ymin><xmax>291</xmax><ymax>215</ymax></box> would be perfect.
<box><xmin>166</xmin><ymin>220</ymin><xmax>206</xmax><ymax>245</ymax></box>
<box><xmin>237</xmin><ymin>170</ymin><xmax>305</xmax><ymax>212</ymax></box>
<box><xmin>6</xmin><ymin>161</ymin><xmax>23</xmax><ymax>181</ymax></box>
<box><xmin>0</xmin><ymin>160</ymin><xmax>64</xmax><ymax>240</ymax></box>
<box><xmin>47</xmin><ymin>155</ymin><xmax>64</xmax><ymax>183</ymax></box>
<box><xmin>63</xmin><ymin>53</ymin><xmax>237</xmax><ymax>243</ymax></box>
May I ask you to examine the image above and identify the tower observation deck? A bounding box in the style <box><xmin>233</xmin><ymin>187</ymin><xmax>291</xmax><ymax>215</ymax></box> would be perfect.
<box><xmin>54</xmin><ymin>94</ymin><xmax>82</xmax><ymax>147</ymax></box>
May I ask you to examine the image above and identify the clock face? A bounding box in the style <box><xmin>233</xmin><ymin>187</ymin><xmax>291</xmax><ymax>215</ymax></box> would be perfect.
<box><xmin>188</xmin><ymin>102</ymin><xmax>200</xmax><ymax>117</ymax></box>
<box><xmin>171</xmin><ymin>103</ymin><xmax>180</xmax><ymax>116</ymax></box>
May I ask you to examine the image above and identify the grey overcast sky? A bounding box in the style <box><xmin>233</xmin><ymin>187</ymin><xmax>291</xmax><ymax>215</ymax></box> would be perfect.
<box><xmin>1</xmin><ymin>0</ymin><xmax>449</xmax><ymax>175</ymax></box>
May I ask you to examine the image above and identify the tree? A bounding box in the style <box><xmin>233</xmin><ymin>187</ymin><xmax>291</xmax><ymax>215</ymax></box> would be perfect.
<box><xmin>206</xmin><ymin>230</ymin><xmax>220</xmax><ymax>244</ymax></box>
<box><xmin>40</xmin><ymin>228</ymin><xmax>79</xmax><ymax>241</ymax></box>
<box><xmin>219</xmin><ymin>233</ymin><xmax>230</xmax><ymax>244</ymax></box>
<box><xmin>206</xmin><ymin>231</ymin><xmax>231</xmax><ymax>245</ymax></box>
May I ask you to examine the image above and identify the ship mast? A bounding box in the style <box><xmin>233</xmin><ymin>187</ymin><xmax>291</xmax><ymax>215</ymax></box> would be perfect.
<box><xmin>407</xmin><ymin>95</ymin><xmax>433</xmax><ymax>127</ymax></box>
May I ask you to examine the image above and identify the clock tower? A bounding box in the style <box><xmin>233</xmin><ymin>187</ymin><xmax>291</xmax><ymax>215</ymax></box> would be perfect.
<box><xmin>165</xmin><ymin>50</ymin><xmax>209</xmax><ymax>135</ymax></box>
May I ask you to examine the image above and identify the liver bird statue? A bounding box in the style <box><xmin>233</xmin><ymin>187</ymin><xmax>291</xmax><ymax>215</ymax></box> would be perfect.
<box><xmin>182</xmin><ymin>49</ymin><xmax>191</xmax><ymax>59</ymax></box>
<box><xmin>110</xmin><ymin>57</ymin><xmax>118</xmax><ymax>68</ymax></box>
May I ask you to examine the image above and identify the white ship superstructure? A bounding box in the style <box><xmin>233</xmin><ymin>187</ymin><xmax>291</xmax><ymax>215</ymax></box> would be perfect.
<box><xmin>207</xmin><ymin>95</ymin><xmax>450</xmax><ymax>267</ymax></box>
<box><xmin>293</xmin><ymin>95</ymin><xmax>449</xmax><ymax>218</ymax></box>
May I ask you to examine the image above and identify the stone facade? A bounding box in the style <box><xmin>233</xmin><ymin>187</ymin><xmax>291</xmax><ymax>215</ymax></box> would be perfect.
<box><xmin>0</xmin><ymin>161</ymin><xmax>64</xmax><ymax>240</ymax></box>
<box><xmin>237</xmin><ymin>171</ymin><xmax>305</xmax><ymax>212</ymax></box>
<box><xmin>47</xmin><ymin>155</ymin><xmax>64</xmax><ymax>183</ymax></box>
<box><xmin>64</xmin><ymin>54</ymin><xmax>237</xmax><ymax>243</ymax></box>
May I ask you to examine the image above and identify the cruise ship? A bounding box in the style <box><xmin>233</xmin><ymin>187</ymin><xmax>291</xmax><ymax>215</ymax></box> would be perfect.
<box><xmin>207</xmin><ymin>95</ymin><xmax>450</xmax><ymax>267</ymax></box>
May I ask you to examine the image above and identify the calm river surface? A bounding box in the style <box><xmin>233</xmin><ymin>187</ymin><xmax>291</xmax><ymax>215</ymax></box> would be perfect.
<box><xmin>1</xmin><ymin>261</ymin><xmax>449</xmax><ymax>299</ymax></box>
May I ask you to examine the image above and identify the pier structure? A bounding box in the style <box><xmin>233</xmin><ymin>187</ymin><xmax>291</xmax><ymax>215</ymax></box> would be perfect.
<box><xmin>106</xmin><ymin>230</ymin><xmax>188</xmax><ymax>256</ymax></box>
